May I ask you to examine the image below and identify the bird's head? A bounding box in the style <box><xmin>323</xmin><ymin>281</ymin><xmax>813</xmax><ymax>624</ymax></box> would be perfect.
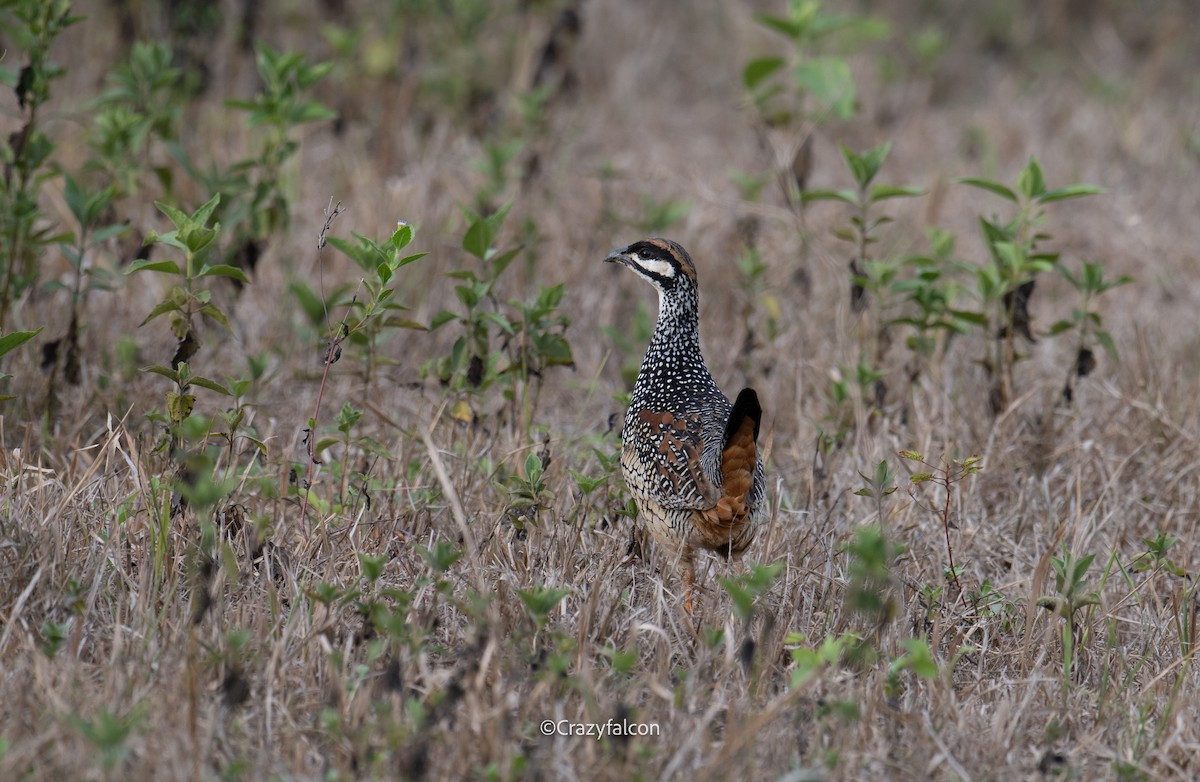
<box><xmin>604</xmin><ymin>238</ymin><xmax>698</xmax><ymax>295</ymax></box>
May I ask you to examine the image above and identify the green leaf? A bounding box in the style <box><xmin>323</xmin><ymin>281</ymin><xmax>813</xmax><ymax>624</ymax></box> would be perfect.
<box><xmin>802</xmin><ymin>188</ymin><xmax>857</xmax><ymax>205</ymax></box>
<box><xmin>396</xmin><ymin>251</ymin><xmax>428</xmax><ymax>268</ymax></box>
<box><xmin>291</xmin><ymin>102</ymin><xmax>338</xmax><ymax>124</ymax></box>
<box><xmin>126</xmin><ymin>258</ymin><xmax>182</xmax><ymax>275</ymax></box>
<box><xmin>0</xmin><ymin>328</ymin><xmax>43</xmax><ymax>358</ymax></box>
<box><xmin>462</xmin><ymin>203</ymin><xmax>511</xmax><ymax>260</ymax></box>
<box><xmin>326</xmin><ymin>235</ymin><xmax>374</xmax><ymax>269</ymax></box>
<box><xmin>313</xmin><ymin>436</ymin><xmax>341</xmax><ymax>457</ymax></box>
<box><xmin>490</xmin><ymin>246</ymin><xmax>522</xmax><ymax>280</ymax></box>
<box><xmin>720</xmin><ymin>562</ymin><xmax>784</xmax><ymax>623</ymax></box>
<box><xmin>894</xmin><ymin>638</ymin><xmax>939</xmax><ymax>679</ymax></box>
<box><xmin>64</xmin><ymin>175</ymin><xmax>87</xmax><ymax>226</ymax></box>
<box><xmin>139</xmin><ymin>298</ymin><xmax>182</xmax><ymax>325</ymax></box>
<box><xmin>288</xmin><ymin>280</ymin><xmax>328</xmax><ymax>324</ymax></box>
<box><xmin>744</xmin><ymin>56</ymin><xmax>785</xmax><ymax>90</ymax></box>
<box><xmin>1016</xmin><ymin>158</ymin><xmax>1046</xmax><ymax>200</ymax></box>
<box><xmin>993</xmin><ymin>241</ymin><xmax>1024</xmax><ymax>269</ymax></box>
<box><xmin>429</xmin><ymin>311</ymin><xmax>458</xmax><ymax>330</ymax></box>
<box><xmin>1037</xmin><ymin>184</ymin><xmax>1104</xmax><ymax>204</ymax></box>
<box><xmin>190</xmin><ymin>376</ymin><xmax>233</xmax><ymax>396</ymax></box>
<box><xmin>1047</xmin><ymin>320</ymin><xmax>1075</xmax><ymax>335</ymax></box>
<box><xmin>754</xmin><ymin>12</ymin><xmax>804</xmax><ymax>39</ymax></box>
<box><xmin>199</xmin><ymin>303</ymin><xmax>232</xmax><ymax>330</ymax></box>
<box><xmin>180</xmin><ymin>224</ymin><xmax>218</xmax><ymax>255</ymax></box>
<box><xmin>793</xmin><ymin>58</ymin><xmax>856</xmax><ymax>120</ymax></box>
<box><xmin>523</xmin><ymin>451</ymin><xmax>543</xmax><ymax>484</ymax></box>
<box><xmin>1055</xmin><ymin>262</ymin><xmax>1081</xmax><ymax>290</ymax></box>
<box><xmin>140</xmin><ymin>365</ymin><xmax>181</xmax><ymax>383</ymax></box>
<box><xmin>1095</xmin><ymin>330</ymin><xmax>1119</xmax><ymax>362</ymax></box>
<box><xmin>869</xmin><ymin>184</ymin><xmax>925</xmax><ymax>201</ymax></box>
<box><xmin>389</xmin><ymin>222</ymin><xmax>414</xmax><ymax>250</ymax></box>
<box><xmin>948</xmin><ymin>309</ymin><xmax>988</xmax><ymax>326</ymax></box>
<box><xmin>417</xmin><ymin>541</ymin><xmax>462</xmax><ymax>573</ymax></box>
<box><xmin>454</xmin><ymin>284</ymin><xmax>481</xmax><ymax>310</ymax></box>
<box><xmin>197</xmin><ymin>264</ymin><xmax>251</xmax><ymax>283</ymax></box>
<box><xmin>841</xmin><ymin>142</ymin><xmax>890</xmax><ymax>188</ymax></box>
<box><xmin>154</xmin><ymin>200</ymin><xmax>190</xmax><ymax>231</ymax></box>
<box><xmin>958</xmin><ymin>178</ymin><xmax>1018</xmax><ymax>203</ymax></box>
<box><xmin>92</xmin><ymin>224</ymin><xmax>129</xmax><ymax>243</ymax></box>
<box><xmin>517</xmin><ymin>586</ymin><xmax>570</xmax><ymax>627</ymax></box>
<box><xmin>358</xmin><ymin>552</ymin><xmax>387</xmax><ymax>583</ymax></box>
<box><xmin>539</xmin><ymin>283</ymin><xmax>565</xmax><ymax>309</ymax></box>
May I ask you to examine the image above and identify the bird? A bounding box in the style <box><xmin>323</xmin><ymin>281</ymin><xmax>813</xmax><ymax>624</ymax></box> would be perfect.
<box><xmin>605</xmin><ymin>238</ymin><xmax>766</xmax><ymax>614</ymax></box>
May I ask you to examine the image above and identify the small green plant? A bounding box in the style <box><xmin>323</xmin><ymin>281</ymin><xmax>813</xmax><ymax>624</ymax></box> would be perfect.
<box><xmin>38</xmin><ymin>619</ymin><xmax>69</xmax><ymax>659</ymax></box>
<box><xmin>787</xmin><ymin>630</ymin><xmax>856</xmax><ymax>688</ymax></box>
<box><xmin>844</xmin><ymin>523</ymin><xmax>896</xmax><ymax>623</ymax></box>
<box><xmin>0</xmin><ymin>0</ymin><xmax>81</xmax><ymax>329</ymax></box>
<box><xmin>891</xmin><ymin>227</ymin><xmax>982</xmax><ymax>382</ymax></box>
<box><xmin>959</xmin><ymin>157</ymin><xmax>1103</xmax><ymax>412</ymax></box>
<box><xmin>472</xmin><ymin>139</ymin><xmax>523</xmax><ymax>215</ymax></box>
<box><xmin>732</xmin><ymin>242</ymin><xmax>782</xmax><ymax>377</ymax></box>
<box><xmin>41</xmin><ymin>176</ymin><xmax>126</xmax><ymax>410</ymax></box>
<box><xmin>220</xmin><ymin>45</ymin><xmax>336</xmax><ymax>260</ymax></box>
<box><xmin>300</xmin><ymin>215</ymin><xmax>428</xmax><ymax>520</ymax></box>
<box><xmin>885</xmin><ymin>637</ymin><xmax>939</xmax><ymax>703</ymax></box>
<box><xmin>142</xmin><ymin>361</ymin><xmax>232</xmax><ymax>451</ymax></box>
<box><xmin>743</xmin><ymin>1</ymin><xmax>888</xmax><ymax>127</ymax></box>
<box><xmin>0</xmin><ymin>328</ymin><xmax>43</xmax><ymax>401</ymax></box>
<box><xmin>323</xmin><ymin>220</ymin><xmax>429</xmax><ymax>390</ymax></box>
<box><xmin>1127</xmin><ymin>533</ymin><xmax>1194</xmax><ymax>662</ymax></box>
<box><xmin>854</xmin><ymin>457</ymin><xmax>898</xmax><ymax>526</ymax></box>
<box><xmin>308</xmin><ymin>401</ymin><xmax>390</xmax><ymax>511</ymax></box>
<box><xmin>817</xmin><ymin>360</ymin><xmax>883</xmax><ymax>455</ymax></box>
<box><xmin>901</xmin><ymin>450</ymin><xmax>982</xmax><ymax>610</ymax></box>
<box><xmin>804</xmin><ymin>142</ymin><xmax>925</xmax><ymax>404</ymax></box>
<box><xmin>1049</xmin><ymin>259</ymin><xmax>1132</xmax><ymax>404</ymax></box>
<box><xmin>426</xmin><ymin>206</ymin><xmax>574</xmax><ymax>438</ymax></box>
<box><xmin>1038</xmin><ymin>547</ymin><xmax>1101</xmax><ymax>689</ymax></box>
<box><xmin>1128</xmin><ymin>532</ymin><xmax>1186</xmax><ymax>579</ymax></box>
<box><xmin>87</xmin><ymin>41</ymin><xmax>186</xmax><ymax>198</ymax></box>
<box><xmin>128</xmin><ymin>194</ymin><xmax>247</xmax><ymax>364</ymax></box>
<box><xmin>425</xmin><ymin>206</ymin><xmax>521</xmax><ymax>395</ymax></box>
<box><xmin>966</xmin><ymin>579</ymin><xmax>1018</xmax><ymax>630</ymax></box>
<box><xmin>418</xmin><ymin>540</ymin><xmax>464</xmax><ymax>574</ymax></box>
<box><xmin>517</xmin><ymin>585</ymin><xmax>570</xmax><ymax>633</ymax></box>
<box><xmin>720</xmin><ymin>561</ymin><xmax>785</xmax><ymax>625</ymax></box>
<box><xmin>504</xmin><ymin>450</ymin><xmax>553</xmax><ymax>536</ymax></box>
<box><xmin>67</xmin><ymin>705</ymin><xmax>147</xmax><ymax>771</ymax></box>
<box><xmin>501</xmin><ymin>283</ymin><xmax>575</xmax><ymax>436</ymax></box>
<box><xmin>843</xmin><ymin>523</ymin><xmax>903</xmax><ymax>666</ymax></box>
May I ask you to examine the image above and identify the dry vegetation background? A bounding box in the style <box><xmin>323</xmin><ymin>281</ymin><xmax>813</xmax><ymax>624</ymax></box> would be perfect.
<box><xmin>1</xmin><ymin>0</ymin><xmax>1199</xmax><ymax>779</ymax></box>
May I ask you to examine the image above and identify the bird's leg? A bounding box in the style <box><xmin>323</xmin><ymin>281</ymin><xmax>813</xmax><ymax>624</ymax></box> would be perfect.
<box><xmin>682</xmin><ymin>550</ymin><xmax>698</xmax><ymax>619</ymax></box>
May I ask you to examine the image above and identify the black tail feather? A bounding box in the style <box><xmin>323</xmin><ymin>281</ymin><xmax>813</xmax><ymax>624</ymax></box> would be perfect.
<box><xmin>724</xmin><ymin>388</ymin><xmax>762</xmax><ymax>450</ymax></box>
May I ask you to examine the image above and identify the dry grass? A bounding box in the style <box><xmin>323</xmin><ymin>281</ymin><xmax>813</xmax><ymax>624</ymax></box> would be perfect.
<box><xmin>2</xmin><ymin>0</ymin><xmax>1200</xmax><ymax>779</ymax></box>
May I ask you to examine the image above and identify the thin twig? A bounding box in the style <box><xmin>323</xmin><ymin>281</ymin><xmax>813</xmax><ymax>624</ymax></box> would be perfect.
<box><xmin>420</xmin><ymin>408</ymin><xmax>486</xmax><ymax>595</ymax></box>
<box><xmin>298</xmin><ymin>199</ymin><xmax>347</xmax><ymax>531</ymax></box>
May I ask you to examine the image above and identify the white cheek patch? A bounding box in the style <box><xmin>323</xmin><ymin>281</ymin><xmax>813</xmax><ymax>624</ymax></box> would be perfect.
<box><xmin>634</xmin><ymin>256</ymin><xmax>676</xmax><ymax>279</ymax></box>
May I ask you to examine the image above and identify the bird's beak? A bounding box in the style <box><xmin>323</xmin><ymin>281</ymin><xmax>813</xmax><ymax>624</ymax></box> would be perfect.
<box><xmin>605</xmin><ymin>245</ymin><xmax>631</xmax><ymax>266</ymax></box>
